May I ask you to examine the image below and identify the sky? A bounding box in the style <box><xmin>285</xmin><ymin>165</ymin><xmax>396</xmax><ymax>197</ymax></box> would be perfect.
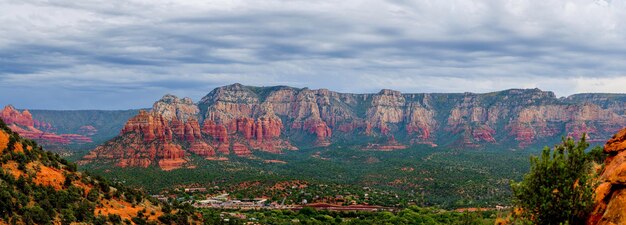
<box><xmin>2</xmin><ymin>0</ymin><xmax>626</xmax><ymax>110</ymax></box>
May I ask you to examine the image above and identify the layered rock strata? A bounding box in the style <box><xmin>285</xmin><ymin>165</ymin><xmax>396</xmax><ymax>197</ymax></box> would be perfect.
<box><xmin>83</xmin><ymin>84</ymin><xmax>626</xmax><ymax>170</ymax></box>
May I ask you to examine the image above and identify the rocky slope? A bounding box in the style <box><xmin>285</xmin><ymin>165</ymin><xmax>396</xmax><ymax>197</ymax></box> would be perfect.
<box><xmin>588</xmin><ymin>127</ymin><xmax>626</xmax><ymax>225</ymax></box>
<box><xmin>0</xmin><ymin>118</ymin><xmax>194</xmax><ymax>224</ymax></box>
<box><xmin>83</xmin><ymin>84</ymin><xmax>626</xmax><ymax>170</ymax></box>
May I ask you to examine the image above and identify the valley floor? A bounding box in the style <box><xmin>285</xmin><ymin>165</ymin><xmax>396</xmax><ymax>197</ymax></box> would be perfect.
<box><xmin>82</xmin><ymin>144</ymin><xmax>539</xmax><ymax>209</ymax></box>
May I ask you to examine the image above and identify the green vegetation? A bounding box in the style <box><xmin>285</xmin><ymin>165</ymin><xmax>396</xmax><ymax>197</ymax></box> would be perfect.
<box><xmin>0</xmin><ymin>119</ymin><xmax>199</xmax><ymax>224</ymax></box>
<box><xmin>511</xmin><ymin>135</ymin><xmax>603</xmax><ymax>225</ymax></box>
<box><xmin>85</xmin><ymin>144</ymin><xmax>533</xmax><ymax>209</ymax></box>
<box><xmin>29</xmin><ymin>109</ymin><xmax>139</xmax><ymax>159</ymax></box>
<box><xmin>200</xmin><ymin>206</ymin><xmax>497</xmax><ymax>225</ymax></box>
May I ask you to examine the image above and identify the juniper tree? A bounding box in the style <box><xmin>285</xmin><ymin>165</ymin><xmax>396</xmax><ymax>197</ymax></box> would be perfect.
<box><xmin>511</xmin><ymin>135</ymin><xmax>597</xmax><ymax>225</ymax></box>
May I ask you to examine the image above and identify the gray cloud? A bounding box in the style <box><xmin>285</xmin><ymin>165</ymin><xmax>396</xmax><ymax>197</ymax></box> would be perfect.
<box><xmin>1</xmin><ymin>0</ymin><xmax>626</xmax><ymax>109</ymax></box>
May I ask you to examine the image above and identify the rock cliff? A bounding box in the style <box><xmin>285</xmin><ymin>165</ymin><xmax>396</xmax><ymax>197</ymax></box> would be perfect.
<box><xmin>83</xmin><ymin>93</ymin><xmax>298</xmax><ymax>170</ymax></box>
<box><xmin>588</xmin><ymin>128</ymin><xmax>626</xmax><ymax>225</ymax></box>
<box><xmin>83</xmin><ymin>84</ymin><xmax>626</xmax><ymax>170</ymax></box>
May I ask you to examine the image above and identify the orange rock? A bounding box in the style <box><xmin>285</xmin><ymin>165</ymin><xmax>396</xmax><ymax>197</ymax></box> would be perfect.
<box><xmin>596</xmin><ymin>189</ymin><xmax>626</xmax><ymax>225</ymax></box>
<box><xmin>295</xmin><ymin>119</ymin><xmax>332</xmax><ymax>146</ymax></box>
<box><xmin>589</xmin><ymin>127</ymin><xmax>626</xmax><ymax>225</ymax></box>
<box><xmin>189</xmin><ymin>140</ymin><xmax>216</xmax><ymax>157</ymax></box>
<box><xmin>602</xmin><ymin>152</ymin><xmax>626</xmax><ymax>184</ymax></box>
<box><xmin>202</xmin><ymin>120</ymin><xmax>229</xmax><ymax>143</ymax></box>
<box><xmin>0</xmin><ymin>130</ymin><xmax>8</xmax><ymax>152</ymax></box>
<box><xmin>32</xmin><ymin>163</ymin><xmax>65</xmax><ymax>190</ymax></box>
<box><xmin>232</xmin><ymin>142</ymin><xmax>252</xmax><ymax>156</ymax></box>
<box><xmin>595</xmin><ymin>182</ymin><xmax>612</xmax><ymax>203</ymax></box>
<box><xmin>605</xmin><ymin>128</ymin><xmax>626</xmax><ymax>153</ymax></box>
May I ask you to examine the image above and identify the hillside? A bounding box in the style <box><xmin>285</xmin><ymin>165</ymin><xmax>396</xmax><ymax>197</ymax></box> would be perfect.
<box><xmin>0</xmin><ymin>118</ymin><xmax>199</xmax><ymax>224</ymax></box>
<box><xmin>82</xmin><ymin>84</ymin><xmax>626</xmax><ymax>170</ymax></box>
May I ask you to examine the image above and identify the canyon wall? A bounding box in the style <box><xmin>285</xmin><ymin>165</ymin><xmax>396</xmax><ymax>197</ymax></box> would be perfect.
<box><xmin>82</xmin><ymin>84</ymin><xmax>626</xmax><ymax>170</ymax></box>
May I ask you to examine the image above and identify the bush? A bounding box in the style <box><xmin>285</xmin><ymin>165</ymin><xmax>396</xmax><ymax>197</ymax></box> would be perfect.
<box><xmin>22</xmin><ymin>206</ymin><xmax>51</xmax><ymax>225</ymax></box>
<box><xmin>60</xmin><ymin>209</ymin><xmax>76</xmax><ymax>225</ymax></box>
<box><xmin>588</xmin><ymin>146</ymin><xmax>607</xmax><ymax>164</ymax></box>
<box><xmin>108</xmin><ymin>214</ymin><xmax>122</xmax><ymax>224</ymax></box>
<box><xmin>511</xmin><ymin>135</ymin><xmax>596</xmax><ymax>225</ymax></box>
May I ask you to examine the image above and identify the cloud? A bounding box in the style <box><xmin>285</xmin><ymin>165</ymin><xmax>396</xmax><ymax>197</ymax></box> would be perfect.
<box><xmin>1</xmin><ymin>0</ymin><xmax>626</xmax><ymax>109</ymax></box>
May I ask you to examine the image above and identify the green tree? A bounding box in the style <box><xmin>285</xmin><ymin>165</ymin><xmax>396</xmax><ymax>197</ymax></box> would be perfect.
<box><xmin>511</xmin><ymin>135</ymin><xmax>596</xmax><ymax>225</ymax></box>
<box><xmin>22</xmin><ymin>206</ymin><xmax>51</xmax><ymax>225</ymax></box>
<box><xmin>588</xmin><ymin>146</ymin><xmax>607</xmax><ymax>164</ymax></box>
<box><xmin>60</xmin><ymin>209</ymin><xmax>76</xmax><ymax>225</ymax></box>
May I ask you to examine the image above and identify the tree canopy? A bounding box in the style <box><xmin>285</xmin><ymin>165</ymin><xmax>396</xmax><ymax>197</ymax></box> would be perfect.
<box><xmin>511</xmin><ymin>135</ymin><xmax>600</xmax><ymax>225</ymax></box>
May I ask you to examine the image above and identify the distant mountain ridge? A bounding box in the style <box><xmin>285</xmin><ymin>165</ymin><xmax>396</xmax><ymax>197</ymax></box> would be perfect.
<box><xmin>28</xmin><ymin>108</ymin><xmax>140</xmax><ymax>148</ymax></box>
<box><xmin>80</xmin><ymin>84</ymin><xmax>626</xmax><ymax>170</ymax></box>
<box><xmin>0</xmin><ymin>105</ymin><xmax>140</xmax><ymax>151</ymax></box>
<box><xmin>0</xmin><ymin>105</ymin><xmax>92</xmax><ymax>145</ymax></box>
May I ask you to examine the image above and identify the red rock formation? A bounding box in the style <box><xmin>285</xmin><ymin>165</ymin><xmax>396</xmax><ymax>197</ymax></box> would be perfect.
<box><xmin>78</xmin><ymin>125</ymin><xmax>97</xmax><ymax>136</ymax></box>
<box><xmin>101</xmin><ymin>109</ymin><xmax>191</xmax><ymax>169</ymax></box>
<box><xmin>81</xmin><ymin>132</ymin><xmax>186</xmax><ymax>170</ymax></box>
<box><xmin>121</xmin><ymin>110</ymin><xmax>173</xmax><ymax>142</ymax></box>
<box><xmin>589</xmin><ymin>128</ymin><xmax>626</xmax><ymax>225</ymax></box>
<box><xmin>472</xmin><ymin>126</ymin><xmax>496</xmax><ymax>143</ymax></box>
<box><xmin>184</xmin><ymin>118</ymin><xmax>202</xmax><ymax>142</ymax></box>
<box><xmin>82</xmin><ymin>85</ymin><xmax>626</xmax><ymax>170</ymax></box>
<box><xmin>189</xmin><ymin>140</ymin><xmax>216</xmax><ymax>158</ymax></box>
<box><xmin>202</xmin><ymin>120</ymin><xmax>229</xmax><ymax>143</ymax></box>
<box><xmin>1</xmin><ymin>105</ymin><xmax>92</xmax><ymax>144</ymax></box>
<box><xmin>84</xmin><ymin>95</ymin><xmax>205</xmax><ymax>170</ymax></box>
<box><xmin>157</xmin><ymin>143</ymin><xmax>187</xmax><ymax>171</ymax></box>
<box><xmin>85</xmin><ymin>93</ymin><xmax>297</xmax><ymax>170</ymax></box>
<box><xmin>294</xmin><ymin>119</ymin><xmax>332</xmax><ymax>146</ymax></box>
<box><xmin>232</xmin><ymin>142</ymin><xmax>252</xmax><ymax>156</ymax></box>
<box><xmin>1</xmin><ymin>105</ymin><xmax>34</xmax><ymax>127</ymax></box>
<box><xmin>508</xmin><ymin>104</ymin><xmax>626</xmax><ymax>147</ymax></box>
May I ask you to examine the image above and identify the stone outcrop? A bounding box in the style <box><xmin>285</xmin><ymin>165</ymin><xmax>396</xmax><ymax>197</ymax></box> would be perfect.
<box><xmin>588</xmin><ymin>128</ymin><xmax>626</xmax><ymax>225</ymax></box>
<box><xmin>83</xmin><ymin>99</ymin><xmax>199</xmax><ymax>170</ymax></box>
<box><xmin>0</xmin><ymin>105</ymin><xmax>92</xmax><ymax>145</ymax></box>
<box><xmin>83</xmin><ymin>93</ymin><xmax>298</xmax><ymax>170</ymax></box>
<box><xmin>197</xmin><ymin>85</ymin><xmax>626</xmax><ymax>149</ymax></box>
<box><xmin>1</xmin><ymin>105</ymin><xmax>34</xmax><ymax>127</ymax></box>
<box><xmin>83</xmin><ymin>84</ymin><xmax>626</xmax><ymax>170</ymax></box>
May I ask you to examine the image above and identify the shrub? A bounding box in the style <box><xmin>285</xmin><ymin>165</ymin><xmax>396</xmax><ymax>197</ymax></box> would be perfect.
<box><xmin>511</xmin><ymin>135</ymin><xmax>596</xmax><ymax>225</ymax></box>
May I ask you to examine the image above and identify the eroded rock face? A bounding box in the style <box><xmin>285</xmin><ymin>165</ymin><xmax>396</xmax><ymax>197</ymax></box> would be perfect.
<box><xmin>153</xmin><ymin>94</ymin><xmax>199</xmax><ymax>122</ymax></box>
<box><xmin>84</xmin><ymin>95</ymin><xmax>205</xmax><ymax>170</ymax></box>
<box><xmin>0</xmin><ymin>105</ymin><xmax>92</xmax><ymax>145</ymax></box>
<box><xmin>84</xmin><ymin>85</ymin><xmax>626</xmax><ymax>170</ymax></box>
<box><xmin>1</xmin><ymin>105</ymin><xmax>34</xmax><ymax>127</ymax></box>
<box><xmin>588</xmin><ymin>127</ymin><xmax>626</xmax><ymax>225</ymax></box>
<box><xmin>198</xmin><ymin>85</ymin><xmax>626</xmax><ymax>149</ymax></box>
<box><xmin>84</xmin><ymin>93</ymin><xmax>297</xmax><ymax>170</ymax></box>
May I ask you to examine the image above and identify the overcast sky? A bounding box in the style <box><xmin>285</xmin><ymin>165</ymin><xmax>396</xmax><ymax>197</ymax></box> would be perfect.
<box><xmin>2</xmin><ymin>0</ymin><xmax>626</xmax><ymax>109</ymax></box>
